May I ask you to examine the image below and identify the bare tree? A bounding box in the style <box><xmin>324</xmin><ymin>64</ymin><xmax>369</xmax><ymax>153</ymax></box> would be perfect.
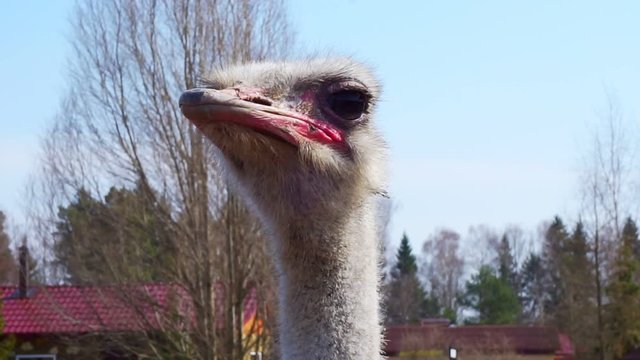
<box><xmin>463</xmin><ymin>225</ymin><xmax>500</xmax><ymax>270</ymax></box>
<box><xmin>500</xmin><ymin>225</ymin><xmax>531</xmax><ymax>272</ymax></box>
<box><xmin>579</xmin><ymin>94</ymin><xmax>637</xmax><ymax>360</ymax></box>
<box><xmin>584</xmin><ymin>95</ymin><xmax>635</xmax><ymax>237</ymax></box>
<box><xmin>421</xmin><ymin>229</ymin><xmax>465</xmax><ymax>316</ymax></box>
<box><xmin>27</xmin><ymin>0</ymin><xmax>293</xmax><ymax>359</ymax></box>
<box><xmin>466</xmin><ymin>225</ymin><xmax>531</xmax><ymax>281</ymax></box>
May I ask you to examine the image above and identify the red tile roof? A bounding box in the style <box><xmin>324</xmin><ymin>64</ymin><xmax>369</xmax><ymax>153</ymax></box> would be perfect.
<box><xmin>0</xmin><ymin>284</ymin><xmax>190</xmax><ymax>334</ymax></box>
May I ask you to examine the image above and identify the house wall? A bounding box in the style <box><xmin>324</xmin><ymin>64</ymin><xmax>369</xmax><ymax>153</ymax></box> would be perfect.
<box><xmin>12</xmin><ymin>335</ymin><xmax>117</xmax><ymax>360</ymax></box>
<box><xmin>390</xmin><ymin>355</ymin><xmax>556</xmax><ymax>360</ymax></box>
<box><xmin>13</xmin><ymin>335</ymin><xmax>62</xmax><ymax>359</ymax></box>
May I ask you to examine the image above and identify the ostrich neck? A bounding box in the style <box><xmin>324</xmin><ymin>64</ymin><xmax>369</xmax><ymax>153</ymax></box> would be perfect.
<box><xmin>273</xmin><ymin>199</ymin><xmax>382</xmax><ymax>360</ymax></box>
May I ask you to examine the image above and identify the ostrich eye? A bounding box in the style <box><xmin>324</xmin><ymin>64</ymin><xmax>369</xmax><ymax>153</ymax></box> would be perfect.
<box><xmin>327</xmin><ymin>90</ymin><xmax>368</xmax><ymax>120</ymax></box>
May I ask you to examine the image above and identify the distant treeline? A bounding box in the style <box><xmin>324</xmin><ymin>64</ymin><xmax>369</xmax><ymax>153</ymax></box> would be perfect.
<box><xmin>384</xmin><ymin>216</ymin><xmax>640</xmax><ymax>360</ymax></box>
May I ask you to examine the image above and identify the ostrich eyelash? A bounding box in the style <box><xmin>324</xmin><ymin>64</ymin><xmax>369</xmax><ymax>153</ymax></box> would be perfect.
<box><xmin>372</xmin><ymin>189</ymin><xmax>390</xmax><ymax>199</ymax></box>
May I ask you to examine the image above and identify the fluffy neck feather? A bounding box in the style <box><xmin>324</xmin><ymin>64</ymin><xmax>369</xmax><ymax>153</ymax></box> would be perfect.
<box><xmin>272</xmin><ymin>196</ymin><xmax>382</xmax><ymax>360</ymax></box>
<box><xmin>218</xmin><ymin>118</ymin><xmax>387</xmax><ymax>360</ymax></box>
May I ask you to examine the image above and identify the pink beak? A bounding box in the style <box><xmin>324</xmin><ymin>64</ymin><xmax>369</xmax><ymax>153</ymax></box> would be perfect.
<box><xmin>179</xmin><ymin>88</ymin><xmax>345</xmax><ymax>148</ymax></box>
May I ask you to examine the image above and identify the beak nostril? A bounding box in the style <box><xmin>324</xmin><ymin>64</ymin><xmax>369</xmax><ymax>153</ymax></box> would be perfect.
<box><xmin>179</xmin><ymin>89</ymin><xmax>204</xmax><ymax>106</ymax></box>
<box><xmin>230</xmin><ymin>87</ymin><xmax>273</xmax><ymax>106</ymax></box>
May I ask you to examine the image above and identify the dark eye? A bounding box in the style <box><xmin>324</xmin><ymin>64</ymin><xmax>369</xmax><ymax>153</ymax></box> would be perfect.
<box><xmin>327</xmin><ymin>90</ymin><xmax>368</xmax><ymax>120</ymax></box>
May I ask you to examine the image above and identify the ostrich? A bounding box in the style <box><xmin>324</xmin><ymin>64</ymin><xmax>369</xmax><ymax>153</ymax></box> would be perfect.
<box><xmin>179</xmin><ymin>58</ymin><xmax>387</xmax><ymax>359</ymax></box>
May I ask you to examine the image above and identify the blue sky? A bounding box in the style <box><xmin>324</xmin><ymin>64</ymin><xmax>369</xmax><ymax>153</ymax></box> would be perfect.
<box><xmin>2</xmin><ymin>1</ymin><xmax>640</xmax><ymax>250</ymax></box>
<box><xmin>0</xmin><ymin>1</ymin><xmax>72</xmax><ymax>230</ymax></box>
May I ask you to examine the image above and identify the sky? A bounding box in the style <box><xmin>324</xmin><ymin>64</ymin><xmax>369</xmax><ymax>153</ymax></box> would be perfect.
<box><xmin>2</xmin><ymin>1</ymin><xmax>640</xmax><ymax>252</ymax></box>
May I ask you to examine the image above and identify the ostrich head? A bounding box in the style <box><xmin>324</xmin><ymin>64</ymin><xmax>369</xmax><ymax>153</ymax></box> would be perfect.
<box><xmin>179</xmin><ymin>58</ymin><xmax>386</xmax><ymax>257</ymax></box>
<box><xmin>180</xmin><ymin>59</ymin><xmax>388</xmax><ymax>359</ymax></box>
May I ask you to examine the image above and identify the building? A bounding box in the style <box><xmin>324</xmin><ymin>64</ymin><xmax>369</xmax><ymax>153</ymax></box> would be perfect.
<box><xmin>385</xmin><ymin>322</ymin><xmax>574</xmax><ymax>360</ymax></box>
<box><xmin>1</xmin><ymin>283</ymin><xmax>188</xmax><ymax>359</ymax></box>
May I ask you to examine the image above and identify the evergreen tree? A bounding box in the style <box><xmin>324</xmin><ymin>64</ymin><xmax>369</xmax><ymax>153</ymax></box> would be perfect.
<box><xmin>393</xmin><ymin>233</ymin><xmax>418</xmax><ymax>277</ymax></box>
<box><xmin>0</xmin><ymin>211</ymin><xmax>16</xmax><ymax>284</ymax></box>
<box><xmin>607</xmin><ymin>217</ymin><xmax>640</xmax><ymax>358</ymax></box>
<box><xmin>541</xmin><ymin>216</ymin><xmax>569</xmax><ymax>325</ymax></box>
<box><xmin>422</xmin><ymin>294</ymin><xmax>441</xmax><ymax>318</ymax></box>
<box><xmin>496</xmin><ymin>233</ymin><xmax>518</xmax><ymax>292</ymax></box>
<box><xmin>541</xmin><ymin>216</ymin><xmax>596</xmax><ymax>356</ymax></box>
<box><xmin>54</xmin><ymin>188</ymin><xmax>112</xmax><ymax>282</ymax></box>
<box><xmin>564</xmin><ymin>221</ymin><xmax>597</xmax><ymax>357</ymax></box>
<box><xmin>385</xmin><ymin>233</ymin><xmax>426</xmax><ymax>325</ymax></box>
<box><xmin>53</xmin><ymin>185</ymin><xmax>174</xmax><ymax>283</ymax></box>
<box><xmin>460</xmin><ymin>265</ymin><xmax>520</xmax><ymax>324</ymax></box>
<box><xmin>520</xmin><ymin>252</ymin><xmax>546</xmax><ymax>324</ymax></box>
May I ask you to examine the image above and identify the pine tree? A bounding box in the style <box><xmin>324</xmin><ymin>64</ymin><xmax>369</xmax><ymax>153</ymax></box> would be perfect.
<box><xmin>53</xmin><ymin>185</ymin><xmax>174</xmax><ymax>283</ymax></box>
<box><xmin>385</xmin><ymin>233</ymin><xmax>426</xmax><ymax>324</ymax></box>
<box><xmin>0</xmin><ymin>211</ymin><xmax>16</xmax><ymax>284</ymax></box>
<box><xmin>496</xmin><ymin>233</ymin><xmax>518</xmax><ymax>292</ymax></box>
<box><xmin>422</xmin><ymin>294</ymin><xmax>441</xmax><ymax>318</ymax></box>
<box><xmin>520</xmin><ymin>252</ymin><xmax>546</xmax><ymax>324</ymax></box>
<box><xmin>541</xmin><ymin>216</ymin><xmax>569</xmax><ymax>326</ymax></box>
<box><xmin>460</xmin><ymin>265</ymin><xmax>520</xmax><ymax>324</ymax></box>
<box><xmin>607</xmin><ymin>217</ymin><xmax>640</xmax><ymax>358</ymax></box>
<box><xmin>541</xmin><ymin>217</ymin><xmax>597</xmax><ymax>358</ymax></box>
<box><xmin>393</xmin><ymin>233</ymin><xmax>418</xmax><ymax>277</ymax></box>
<box><xmin>564</xmin><ymin>221</ymin><xmax>596</xmax><ymax>357</ymax></box>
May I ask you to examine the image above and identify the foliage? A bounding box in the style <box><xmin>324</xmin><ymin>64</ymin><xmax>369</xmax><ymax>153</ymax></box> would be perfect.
<box><xmin>19</xmin><ymin>1</ymin><xmax>640</xmax><ymax>357</ymax></box>
<box><xmin>496</xmin><ymin>233</ymin><xmax>518</xmax><ymax>291</ymax></box>
<box><xmin>422</xmin><ymin>294</ymin><xmax>441</xmax><ymax>318</ymax></box>
<box><xmin>606</xmin><ymin>217</ymin><xmax>640</xmax><ymax>358</ymax></box>
<box><xmin>519</xmin><ymin>252</ymin><xmax>546</xmax><ymax>324</ymax></box>
<box><xmin>53</xmin><ymin>185</ymin><xmax>174</xmax><ymax>283</ymax></box>
<box><xmin>27</xmin><ymin>0</ymin><xmax>294</xmax><ymax>358</ymax></box>
<box><xmin>532</xmin><ymin>217</ymin><xmax>596</xmax><ymax>356</ymax></box>
<box><xmin>386</xmin><ymin>233</ymin><xmax>426</xmax><ymax>325</ymax></box>
<box><xmin>0</xmin><ymin>212</ymin><xmax>16</xmax><ymax>284</ymax></box>
<box><xmin>460</xmin><ymin>265</ymin><xmax>520</xmax><ymax>325</ymax></box>
<box><xmin>541</xmin><ymin>216</ymin><xmax>569</xmax><ymax>324</ymax></box>
<box><xmin>394</xmin><ymin>233</ymin><xmax>419</xmax><ymax>277</ymax></box>
<box><xmin>421</xmin><ymin>229</ymin><xmax>464</xmax><ymax>318</ymax></box>
<box><xmin>563</xmin><ymin>221</ymin><xmax>597</xmax><ymax>357</ymax></box>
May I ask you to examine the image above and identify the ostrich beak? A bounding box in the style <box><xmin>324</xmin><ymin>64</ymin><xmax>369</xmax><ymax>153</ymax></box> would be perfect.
<box><xmin>179</xmin><ymin>88</ymin><xmax>345</xmax><ymax>147</ymax></box>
